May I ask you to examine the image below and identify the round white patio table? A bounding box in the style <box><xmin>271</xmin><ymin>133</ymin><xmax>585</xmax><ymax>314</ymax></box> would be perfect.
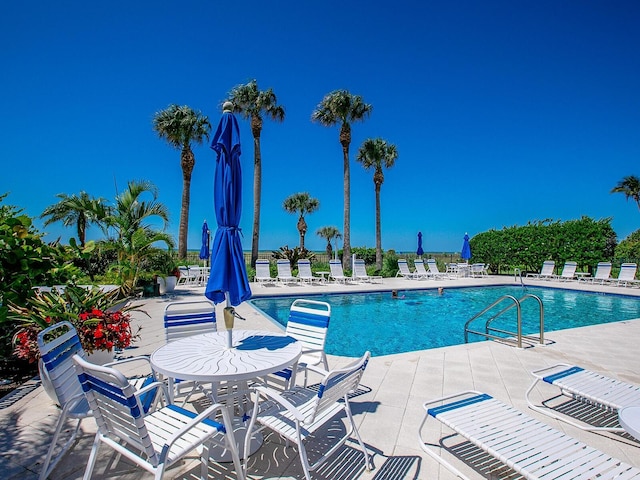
<box><xmin>151</xmin><ymin>329</ymin><xmax>302</xmax><ymax>462</ymax></box>
<box><xmin>619</xmin><ymin>406</ymin><xmax>640</xmax><ymax>441</ymax></box>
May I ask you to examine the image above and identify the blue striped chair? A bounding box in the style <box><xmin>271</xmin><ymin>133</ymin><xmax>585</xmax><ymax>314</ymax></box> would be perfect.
<box><xmin>73</xmin><ymin>354</ymin><xmax>245</xmax><ymax>480</ymax></box>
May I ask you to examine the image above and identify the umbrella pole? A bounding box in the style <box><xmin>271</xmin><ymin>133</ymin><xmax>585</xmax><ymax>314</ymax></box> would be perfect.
<box><xmin>224</xmin><ymin>292</ymin><xmax>233</xmax><ymax>348</ymax></box>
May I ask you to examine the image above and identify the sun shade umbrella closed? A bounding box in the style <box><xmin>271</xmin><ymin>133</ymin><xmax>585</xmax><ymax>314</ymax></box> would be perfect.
<box><xmin>199</xmin><ymin>220</ymin><xmax>210</xmax><ymax>266</ymax></box>
<box><xmin>205</xmin><ymin>104</ymin><xmax>252</xmax><ymax>315</ymax></box>
<box><xmin>416</xmin><ymin>232</ymin><xmax>424</xmax><ymax>257</ymax></box>
<box><xmin>461</xmin><ymin>233</ymin><xmax>471</xmax><ymax>261</ymax></box>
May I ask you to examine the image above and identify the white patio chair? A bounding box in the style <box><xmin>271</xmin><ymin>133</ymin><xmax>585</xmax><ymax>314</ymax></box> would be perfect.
<box><xmin>296</xmin><ymin>259</ymin><xmax>322</xmax><ymax>284</ymax></box>
<box><xmin>254</xmin><ymin>259</ymin><xmax>276</xmax><ymax>285</ymax></box>
<box><xmin>419</xmin><ymin>390</ymin><xmax>640</xmax><ymax>480</ymax></box>
<box><xmin>554</xmin><ymin>260</ymin><xmax>577</xmax><ymax>281</ymax></box>
<box><xmin>526</xmin><ymin>260</ymin><xmax>555</xmax><ymax>279</ymax></box>
<box><xmin>580</xmin><ymin>261</ymin><xmax>611</xmax><ymax>284</ymax></box>
<box><xmin>526</xmin><ymin>363</ymin><xmax>640</xmax><ymax>432</ymax></box>
<box><xmin>329</xmin><ymin>259</ymin><xmax>350</xmax><ymax>283</ymax></box>
<box><xmin>413</xmin><ymin>259</ymin><xmax>431</xmax><ymax>279</ymax></box>
<box><xmin>352</xmin><ymin>258</ymin><xmax>382</xmax><ymax>283</ymax></box>
<box><xmin>176</xmin><ymin>266</ymin><xmax>191</xmax><ymax>285</ymax></box>
<box><xmin>395</xmin><ymin>259</ymin><xmax>423</xmax><ymax>279</ymax></box>
<box><xmin>244</xmin><ymin>351</ymin><xmax>372</xmax><ymax>480</ymax></box>
<box><xmin>188</xmin><ymin>264</ymin><xmax>205</xmax><ymax>285</ymax></box>
<box><xmin>613</xmin><ymin>262</ymin><xmax>640</xmax><ymax>287</ymax></box>
<box><xmin>276</xmin><ymin>259</ymin><xmax>299</xmax><ymax>284</ymax></box>
<box><xmin>469</xmin><ymin>263</ymin><xmax>485</xmax><ymax>277</ymax></box>
<box><xmin>164</xmin><ymin>300</ymin><xmax>217</xmax><ymax>403</ymax></box>
<box><xmin>72</xmin><ymin>355</ymin><xmax>245</xmax><ymax>480</ymax></box>
<box><xmin>427</xmin><ymin>259</ymin><xmax>449</xmax><ymax>279</ymax></box>
<box><xmin>37</xmin><ymin>321</ymin><xmax>158</xmax><ymax>480</ymax></box>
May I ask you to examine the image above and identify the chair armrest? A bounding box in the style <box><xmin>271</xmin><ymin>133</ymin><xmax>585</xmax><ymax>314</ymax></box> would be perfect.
<box><xmin>163</xmin><ymin>401</ymin><xmax>232</xmax><ymax>450</ymax></box>
<box><xmin>306</xmin><ymin>364</ymin><xmax>329</xmax><ymax>376</ymax></box>
<box><xmin>253</xmin><ymin>385</ymin><xmax>306</xmax><ymax>422</ymax></box>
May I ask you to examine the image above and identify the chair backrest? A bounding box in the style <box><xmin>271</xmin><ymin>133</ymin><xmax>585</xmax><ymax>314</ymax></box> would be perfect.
<box><xmin>37</xmin><ymin>321</ymin><xmax>86</xmax><ymax>407</ymax></box>
<box><xmin>329</xmin><ymin>260</ymin><xmax>345</xmax><ymax>277</ymax></box>
<box><xmin>397</xmin><ymin>259</ymin><xmax>412</xmax><ymax>275</ymax></box>
<box><xmin>164</xmin><ymin>300</ymin><xmax>216</xmax><ymax>343</ymax></box>
<box><xmin>277</xmin><ymin>259</ymin><xmax>293</xmax><ymax>278</ymax></box>
<box><xmin>540</xmin><ymin>260</ymin><xmax>555</xmax><ymax>275</ymax></box>
<box><xmin>286</xmin><ymin>299</ymin><xmax>331</xmax><ymax>355</ymax></box>
<box><xmin>427</xmin><ymin>259</ymin><xmax>440</xmax><ymax>274</ymax></box>
<box><xmin>308</xmin><ymin>351</ymin><xmax>370</xmax><ymax>423</ymax></box>
<box><xmin>353</xmin><ymin>259</ymin><xmax>368</xmax><ymax>278</ymax></box>
<box><xmin>594</xmin><ymin>262</ymin><xmax>612</xmax><ymax>280</ymax></box>
<box><xmin>297</xmin><ymin>259</ymin><xmax>313</xmax><ymax>278</ymax></box>
<box><xmin>255</xmin><ymin>260</ymin><xmax>272</xmax><ymax>279</ymax></box>
<box><xmin>414</xmin><ymin>259</ymin><xmax>428</xmax><ymax>275</ymax></box>
<box><xmin>73</xmin><ymin>354</ymin><xmax>159</xmax><ymax>465</ymax></box>
<box><xmin>560</xmin><ymin>261</ymin><xmax>577</xmax><ymax>277</ymax></box>
<box><xmin>618</xmin><ymin>263</ymin><xmax>637</xmax><ymax>281</ymax></box>
<box><xmin>470</xmin><ymin>263</ymin><xmax>485</xmax><ymax>275</ymax></box>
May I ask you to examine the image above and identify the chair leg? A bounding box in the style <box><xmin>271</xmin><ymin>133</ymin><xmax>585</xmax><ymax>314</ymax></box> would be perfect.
<box><xmin>82</xmin><ymin>434</ymin><xmax>102</xmax><ymax>480</ymax></box>
<box><xmin>345</xmin><ymin>402</ymin><xmax>372</xmax><ymax>471</ymax></box>
<box><xmin>39</xmin><ymin>409</ymin><xmax>83</xmax><ymax>480</ymax></box>
<box><xmin>296</xmin><ymin>439</ymin><xmax>313</xmax><ymax>480</ymax></box>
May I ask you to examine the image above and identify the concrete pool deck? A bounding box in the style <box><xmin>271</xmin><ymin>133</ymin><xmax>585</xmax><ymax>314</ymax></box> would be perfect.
<box><xmin>1</xmin><ymin>274</ymin><xmax>639</xmax><ymax>479</ymax></box>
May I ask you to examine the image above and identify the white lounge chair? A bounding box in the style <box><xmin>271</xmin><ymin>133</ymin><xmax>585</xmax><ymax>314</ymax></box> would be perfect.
<box><xmin>580</xmin><ymin>261</ymin><xmax>612</xmax><ymax>284</ymax></box>
<box><xmin>72</xmin><ymin>355</ymin><xmax>245</xmax><ymax>480</ymax></box>
<box><xmin>612</xmin><ymin>262</ymin><xmax>640</xmax><ymax>287</ymax></box>
<box><xmin>352</xmin><ymin>258</ymin><xmax>382</xmax><ymax>283</ymax></box>
<box><xmin>426</xmin><ymin>259</ymin><xmax>449</xmax><ymax>279</ymax></box>
<box><xmin>554</xmin><ymin>260</ymin><xmax>577</xmax><ymax>281</ymax></box>
<box><xmin>419</xmin><ymin>390</ymin><xmax>640</xmax><ymax>480</ymax></box>
<box><xmin>526</xmin><ymin>363</ymin><xmax>640</xmax><ymax>432</ymax></box>
<box><xmin>254</xmin><ymin>260</ymin><xmax>275</xmax><ymax>285</ymax></box>
<box><xmin>329</xmin><ymin>259</ymin><xmax>350</xmax><ymax>283</ymax></box>
<box><xmin>396</xmin><ymin>259</ymin><xmax>423</xmax><ymax>279</ymax></box>
<box><xmin>276</xmin><ymin>259</ymin><xmax>299</xmax><ymax>284</ymax></box>
<box><xmin>244</xmin><ymin>352</ymin><xmax>372</xmax><ymax>480</ymax></box>
<box><xmin>296</xmin><ymin>259</ymin><xmax>322</xmax><ymax>284</ymax></box>
<box><xmin>526</xmin><ymin>260</ymin><xmax>555</xmax><ymax>279</ymax></box>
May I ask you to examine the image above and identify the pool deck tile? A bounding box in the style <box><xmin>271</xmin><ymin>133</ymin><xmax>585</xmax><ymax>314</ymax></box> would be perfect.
<box><xmin>2</xmin><ymin>274</ymin><xmax>640</xmax><ymax>479</ymax></box>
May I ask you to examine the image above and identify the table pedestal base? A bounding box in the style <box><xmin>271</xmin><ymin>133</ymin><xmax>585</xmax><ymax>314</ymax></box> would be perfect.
<box><xmin>210</xmin><ymin>417</ymin><xmax>263</xmax><ymax>462</ymax></box>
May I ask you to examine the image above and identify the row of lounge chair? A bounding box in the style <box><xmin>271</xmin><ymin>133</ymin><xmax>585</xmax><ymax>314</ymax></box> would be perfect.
<box><xmin>254</xmin><ymin>259</ymin><xmax>383</xmax><ymax>285</ymax></box>
<box><xmin>176</xmin><ymin>265</ymin><xmax>209</xmax><ymax>286</ymax></box>
<box><xmin>396</xmin><ymin>258</ymin><xmax>489</xmax><ymax>280</ymax></box>
<box><xmin>528</xmin><ymin>260</ymin><xmax>640</xmax><ymax>286</ymax></box>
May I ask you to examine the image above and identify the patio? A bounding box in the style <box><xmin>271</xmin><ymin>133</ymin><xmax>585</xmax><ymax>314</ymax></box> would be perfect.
<box><xmin>1</xmin><ymin>275</ymin><xmax>639</xmax><ymax>479</ymax></box>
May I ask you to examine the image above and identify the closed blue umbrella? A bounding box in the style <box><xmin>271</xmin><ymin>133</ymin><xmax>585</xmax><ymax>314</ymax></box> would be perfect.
<box><xmin>205</xmin><ymin>104</ymin><xmax>252</xmax><ymax>308</ymax></box>
<box><xmin>461</xmin><ymin>233</ymin><xmax>472</xmax><ymax>261</ymax></box>
<box><xmin>416</xmin><ymin>232</ymin><xmax>424</xmax><ymax>257</ymax></box>
<box><xmin>199</xmin><ymin>220</ymin><xmax>210</xmax><ymax>263</ymax></box>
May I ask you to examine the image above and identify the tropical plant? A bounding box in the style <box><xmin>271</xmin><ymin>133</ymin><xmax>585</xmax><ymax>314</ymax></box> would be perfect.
<box><xmin>316</xmin><ymin>226</ymin><xmax>342</xmax><ymax>260</ymax></box>
<box><xmin>40</xmin><ymin>191</ymin><xmax>109</xmax><ymax>247</ymax></box>
<box><xmin>611</xmin><ymin>175</ymin><xmax>640</xmax><ymax>211</ymax></box>
<box><xmin>152</xmin><ymin>104</ymin><xmax>211</xmax><ymax>259</ymax></box>
<box><xmin>103</xmin><ymin>180</ymin><xmax>174</xmax><ymax>295</ymax></box>
<box><xmin>225</xmin><ymin>79</ymin><xmax>285</xmax><ymax>268</ymax></box>
<box><xmin>312</xmin><ymin>90</ymin><xmax>372</xmax><ymax>270</ymax></box>
<box><xmin>614</xmin><ymin>229</ymin><xmax>640</xmax><ymax>261</ymax></box>
<box><xmin>283</xmin><ymin>192</ymin><xmax>319</xmax><ymax>250</ymax></box>
<box><xmin>272</xmin><ymin>245</ymin><xmax>315</xmax><ymax>269</ymax></box>
<box><xmin>356</xmin><ymin>138</ymin><xmax>398</xmax><ymax>270</ymax></box>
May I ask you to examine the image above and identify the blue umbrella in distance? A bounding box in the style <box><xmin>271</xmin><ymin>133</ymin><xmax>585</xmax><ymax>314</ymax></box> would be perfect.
<box><xmin>461</xmin><ymin>233</ymin><xmax>472</xmax><ymax>261</ymax></box>
<box><xmin>199</xmin><ymin>220</ymin><xmax>210</xmax><ymax>265</ymax></box>
<box><xmin>205</xmin><ymin>103</ymin><xmax>251</xmax><ymax>309</ymax></box>
<box><xmin>416</xmin><ymin>232</ymin><xmax>424</xmax><ymax>257</ymax></box>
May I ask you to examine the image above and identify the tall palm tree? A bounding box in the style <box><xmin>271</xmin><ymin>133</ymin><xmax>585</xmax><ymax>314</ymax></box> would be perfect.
<box><xmin>611</xmin><ymin>175</ymin><xmax>640</xmax><ymax>211</ymax></box>
<box><xmin>356</xmin><ymin>138</ymin><xmax>398</xmax><ymax>270</ymax></box>
<box><xmin>152</xmin><ymin>104</ymin><xmax>211</xmax><ymax>259</ymax></box>
<box><xmin>225</xmin><ymin>80</ymin><xmax>285</xmax><ymax>268</ymax></box>
<box><xmin>311</xmin><ymin>90</ymin><xmax>372</xmax><ymax>269</ymax></box>
<box><xmin>40</xmin><ymin>191</ymin><xmax>109</xmax><ymax>247</ymax></box>
<box><xmin>316</xmin><ymin>226</ymin><xmax>342</xmax><ymax>260</ymax></box>
<box><xmin>283</xmin><ymin>192</ymin><xmax>320</xmax><ymax>250</ymax></box>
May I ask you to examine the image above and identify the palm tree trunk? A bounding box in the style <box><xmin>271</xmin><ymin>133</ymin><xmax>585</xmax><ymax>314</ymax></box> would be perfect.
<box><xmin>375</xmin><ymin>183</ymin><xmax>382</xmax><ymax>270</ymax></box>
<box><xmin>297</xmin><ymin>216</ymin><xmax>307</xmax><ymax>250</ymax></box>
<box><xmin>251</xmin><ymin>132</ymin><xmax>262</xmax><ymax>268</ymax></box>
<box><xmin>179</xmin><ymin>147</ymin><xmax>195</xmax><ymax>259</ymax></box>
<box><xmin>340</xmin><ymin>123</ymin><xmax>351</xmax><ymax>270</ymax></box>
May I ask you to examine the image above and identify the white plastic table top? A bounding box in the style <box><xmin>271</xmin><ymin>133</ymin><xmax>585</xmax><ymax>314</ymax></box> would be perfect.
<box><xmin>619</xmin><ymin>406</ymin><xmax>640</xmax><ymax>440</ymax></box>
<box><xmin>150</xmin><ymin>329</ymin><xmax>302</xmax><ymax>383</ymax></box>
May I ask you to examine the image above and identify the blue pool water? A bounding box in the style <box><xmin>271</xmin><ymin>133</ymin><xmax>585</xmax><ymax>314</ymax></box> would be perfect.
<box><xmin>249</xmin><ymin>285</ymin><xmax>640</xmax><ymax>357</ymax></box>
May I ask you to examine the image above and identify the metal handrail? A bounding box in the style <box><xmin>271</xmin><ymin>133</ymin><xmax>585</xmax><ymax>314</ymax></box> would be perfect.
<box><xmin>464</xmin><ymin>294</ymin><xmax>544</xmax><ymax>348</ymax></box>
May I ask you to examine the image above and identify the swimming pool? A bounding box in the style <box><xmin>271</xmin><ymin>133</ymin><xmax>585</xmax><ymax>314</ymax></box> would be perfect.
<box><xmin>249</xmin><ymin>285</ymin><xmax>640</xmax><ymax>357</ymax></box>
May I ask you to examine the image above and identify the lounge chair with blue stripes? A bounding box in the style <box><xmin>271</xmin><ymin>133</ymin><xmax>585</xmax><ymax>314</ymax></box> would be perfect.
<box><xmin>554</xmin><ymin>260</ymin><xmax>578</xmax><ymax>281</ymax></box>
<box><xmin>610</xmin><ymin>262</ymin><xmax>640</xmax><ymax>287</ymax></box>
<box><xmin>353</xmin><ymin>258</ymin><xmax>382</xmax><ymax>283</ymax></box>
<box><xmin>396</xmin><ymin>259</ymin><xmax>424</xmax><ymax>279</ymax></box>
<box><xmin>526</xmin><ymin>363</ymin><xmax>640</xmax><ymax>432</ymax></box>
<box><xmin>73</xmin><ymin>354</ymin><xmax>245</xmax><ymax>480</ymax></box>
<box><xmin>419</xmin><ymin>390</ymin><xmax>640</xmax><ymax>480</ymax></box>
<box><xmin>329</xmin><ymin>259</ymin><xmax>351</xmax><ymax>283</ymax></box>
<box><xmin>296</xmin><ymin>259</ymin><xmax>323</xmax><ymax>284</ymax></box>
<box><xmin>579</xmin><ymin>261</ymin><xmax>612</xmax><ymax>284</ymax></box>
<box><xmin>276</xmin><ymin>259</ymin><xmax>299</xmax><ymax>285</ymax></box>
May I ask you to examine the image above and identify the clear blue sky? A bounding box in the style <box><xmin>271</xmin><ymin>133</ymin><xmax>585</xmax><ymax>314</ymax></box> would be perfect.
<box><xmin>1</xmin><ymin>1</ymin><xmax>639</xmax><ymax>254</ymax></box>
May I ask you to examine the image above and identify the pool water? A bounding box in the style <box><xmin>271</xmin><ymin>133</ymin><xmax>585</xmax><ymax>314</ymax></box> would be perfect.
<box><xmin>249</xmin><ymin>285</ymin><xmax>640</xmax><ymax>357</ymax></box>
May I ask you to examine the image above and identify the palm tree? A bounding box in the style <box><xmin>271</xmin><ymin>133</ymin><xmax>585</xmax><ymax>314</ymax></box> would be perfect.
<box><xmin>225</xmin><ymin>80</ymin><xmax>285</xmax><ymax>268</ymax></box>
<box><xmin>283</xmin><ymin>192</ymin><xmax>320</xmax><ymax>250</ymax></box>
<box><xmin>356</xmin><ymin>138</ymin><xmax>398</xmax><ymax>270</ymax></box>
<box><xmin>152</xmin><ymin>104</ymin><xmax>211</xmax><ymax>259</ymax></box>
<box><xmin>316</xmin><ymin>226</ymin><xmax>342</xmax><ymax>260</ymax></box>
<box><xmin>311</xmin><ymin>90</ymin><xmax>372</xmax><ymax>269</ymax></box>
<box><xmin>40</xmin><ymin>191</ymin><xmax>109</xmax><ymax>247</ymax></box>
<box><xmin>611</xmin><ymin>175</ymin><xmax>640</xmax><ymax>211</ymax></box>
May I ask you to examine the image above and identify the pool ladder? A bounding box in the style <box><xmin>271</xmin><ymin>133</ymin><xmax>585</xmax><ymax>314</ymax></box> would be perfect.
<box><xmin>464</xmin><ymin>294</ymin><xmax>544</xmax><ymax>348</ymax></box>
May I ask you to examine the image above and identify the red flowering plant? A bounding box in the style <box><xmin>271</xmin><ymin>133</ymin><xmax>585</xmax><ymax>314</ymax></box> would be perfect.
<box><xmin>9</xmin><ymin>284</ymin><xmax>143</xmax><ymax>362</ymax></box>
